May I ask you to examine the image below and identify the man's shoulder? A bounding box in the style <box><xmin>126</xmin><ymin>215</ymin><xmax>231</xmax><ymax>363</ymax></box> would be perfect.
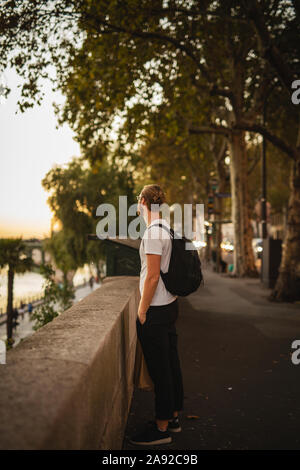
<box><xmin>149</xmin><ymin>219</ymin><xmax>171</xmax><ymax>229</ymax></box>
<box><xmin>143</xmin><ymin>225</ymin><xmax>161</xmax><ymax>239</ymax></box>
<box><xmin>145</xmin><ymin>220</ymin><xmax>171</xmax><ymax>240</ymax></box>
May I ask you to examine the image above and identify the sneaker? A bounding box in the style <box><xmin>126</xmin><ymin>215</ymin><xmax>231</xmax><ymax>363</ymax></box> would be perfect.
<box><xmin>168</xmin><ymin>416</ymin><xmax>182</xmax><ymax>433</ymax></box>
<box><xmin>129</xmin><ymin>422</ymin><xmax>172</xmax><ymax>446</ymax></box>
<box><xmin>147</xmin><ymin>417</ymin><xmax>182</xmax><ymax>433</ymax></box>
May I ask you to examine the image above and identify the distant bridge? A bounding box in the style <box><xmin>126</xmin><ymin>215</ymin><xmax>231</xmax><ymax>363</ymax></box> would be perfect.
<box><xmin>24</xmin><ymin>239</ymin><xmax>46</xmax><ymax>266</ymax></box>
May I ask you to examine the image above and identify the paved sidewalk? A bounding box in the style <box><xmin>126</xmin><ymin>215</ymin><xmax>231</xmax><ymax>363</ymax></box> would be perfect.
<box><xmin>123</xmin><ymin>266</ymin><xmax>300</xmax><ymax>450</ymax></box>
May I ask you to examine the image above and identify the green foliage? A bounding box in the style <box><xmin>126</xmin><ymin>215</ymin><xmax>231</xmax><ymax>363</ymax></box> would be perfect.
<box><xmin>31</xmin><ymin>264</ymin><xmax>75</xmax><ymax>331</ymax></box>
<box><xmin>0</xmin><ymin>238</ymin><xmax>33</xmax><ymax>273</ymax></box>
<box><xmin>5</xmin><ymin>338</ymin><xmax>14</xmax><ymax>351</ymax></box>
<box><xmin>1</xmin><ymin>1</ymin><xmax>299</xmax><ymax>166</ymax></box>
<box><xmin>1</xmin><ymin>0</ymin><xmax>299</xmax><ymax>216</ymax></box>
<box><xmin>44</xmin><ymin>230</ymin><xmax>81</xmax><ymax>276</ymax></box>
<box><xmin>135</xmin><ymin>131</ymin><xmax>213</xmax><ymax>207</ymax></box>
<box><xmin>42</xmin><ymin>155</ymin><xmax>135</xmax><ymax>269</ymax></box>
<box><xmin>1</xmin><ymin>1</ymin><xmax>298</xmax><ymax>154</ymax></box>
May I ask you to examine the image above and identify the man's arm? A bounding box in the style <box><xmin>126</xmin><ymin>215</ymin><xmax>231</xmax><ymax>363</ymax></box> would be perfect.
<box><xmin>138</xmin><ymin>253</ymin><xmax>161</xmax><ymax>324</ymax></box>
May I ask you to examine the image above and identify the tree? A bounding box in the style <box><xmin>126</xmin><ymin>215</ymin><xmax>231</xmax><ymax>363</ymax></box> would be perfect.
<box><xmin>60</xmin><ymin>0</ymin><xmax>300</xmax><ymax>292</ymax></box>
<box><xmin>46</xmin><ymin>0</ymin><xmax>269</xmax><ymax>278</ymax></box>
<box><xmin>238</xmin><ymin>0</ymin><xmax>300</xmax><ymax>301</ymax></box>
<box><xmin>31</xmin><ymin>263</ymin><xmax>74</xmax><ymax>330</ymax></box>
<box><xmin>1</xmin><ymin>1</ymin><xmax>299</xmax><ymax>296</ymax></box>
<box><xmin>0</xmin><ymin>1</ymin><xmax>267</xmax><ymax>280</ymax></box>
<box><xmin>136</xmin><ymin>132</ymin><xmax>213</xmax><ymax>207</ymax></box>
<box><xmin>42</xmin><ymin>155</ymin><xmax>135</xmax><ymax>271</ymax></box>
<box><xmin>0</xmin><ymin>238</ymin><xmax>33</xmax><ymax>346</ymax></box>
<box><xmin>44</xmin><ymin>230</ymin><xmax>79</xmax><ymax>285</ymax></box>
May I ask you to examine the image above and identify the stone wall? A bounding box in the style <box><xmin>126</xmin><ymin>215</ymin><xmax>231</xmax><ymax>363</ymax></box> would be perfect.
<box><xmin>0</xmin><ymin>276</ymin><xmax>140</xmax><ymax>450</ymax></box>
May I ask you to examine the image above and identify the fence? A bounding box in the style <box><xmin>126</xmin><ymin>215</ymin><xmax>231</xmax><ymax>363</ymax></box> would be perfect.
<box><xmin>0</xmin><ymin>293</ymin><xmax>43</xmax><ymax>317</ymax></box>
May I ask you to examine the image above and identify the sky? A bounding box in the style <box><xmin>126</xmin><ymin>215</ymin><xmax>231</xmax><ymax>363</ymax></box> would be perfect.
<box><xmin>0</xmin><ymin>68</ymin><xmax>80</xmax><ymax>239</ymax></box>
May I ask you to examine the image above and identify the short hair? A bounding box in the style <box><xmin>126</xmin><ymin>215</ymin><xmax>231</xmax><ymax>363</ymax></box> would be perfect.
<box><xmin>140</xmin><ymin>184</ymin><xmax>166</xmax><ymax>211</ymax></box>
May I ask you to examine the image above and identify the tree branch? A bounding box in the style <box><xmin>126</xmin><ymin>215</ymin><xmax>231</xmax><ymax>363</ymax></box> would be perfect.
<box><xmin>245</xmin><ymin>0</ymin><xmax>296</xmax><ymax>92</ymax></box>
<box><xmin>234</xmin><ymin>121</ymin><xmax>297</xmax><ymax>160</ymax></box>
<box><xmin>189</xmin><ymin>125</ymin><xmax>232</xmax><ymax>137</ymax></box>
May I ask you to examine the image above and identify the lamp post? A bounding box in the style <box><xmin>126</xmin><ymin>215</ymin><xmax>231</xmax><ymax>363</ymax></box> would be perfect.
<box><xmin>261</xmin><ymin>91</ymin><xmax>269</xmax><ymax>240</ymax></box>
<box><xmin>261</xmin><ymin>81</ymin><xmax>277</xmax><ymax>240</ymax></box>
<box><xmin>261</xmin><ymin>81</ymin><xmax>277</xmax><ymax>283</ymax></box>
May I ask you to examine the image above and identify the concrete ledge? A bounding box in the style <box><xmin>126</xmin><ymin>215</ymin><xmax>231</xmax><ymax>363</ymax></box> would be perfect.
<box><xmin>0</xmin><ymin>276</ymin><xmax>140</xmax><ymax>449</ymax></box>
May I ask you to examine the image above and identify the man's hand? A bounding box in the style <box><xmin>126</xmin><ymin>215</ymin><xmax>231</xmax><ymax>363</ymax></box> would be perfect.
<box><xmin>137</xmin><ymin>253</ymin><xmax>161</xmax><ymax>325</ymax></box>
<box><xmin>137</xmin><ymin>306</ymin><xmax>147</xmax><ymax>325</ymax></box>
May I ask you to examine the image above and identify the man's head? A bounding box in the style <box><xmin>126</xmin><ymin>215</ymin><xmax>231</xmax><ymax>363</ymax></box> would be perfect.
<box><xmin>137</xmin><ymin>184</ymin><xmax>166</xmax><ymax>221</ymax></box>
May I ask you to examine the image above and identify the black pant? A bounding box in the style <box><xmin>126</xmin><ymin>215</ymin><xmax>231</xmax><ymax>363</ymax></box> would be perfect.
<box><xmin>136</xmin><ymin>298</ymin><xmax>184</xmax><ymax>420</ymax></box>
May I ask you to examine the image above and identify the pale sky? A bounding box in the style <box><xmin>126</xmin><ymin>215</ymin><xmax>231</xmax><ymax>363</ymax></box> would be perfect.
<box><xmin>0</xmin><ymin>68</ymin><xmax>80</xmax><ymax>239</ymax></box>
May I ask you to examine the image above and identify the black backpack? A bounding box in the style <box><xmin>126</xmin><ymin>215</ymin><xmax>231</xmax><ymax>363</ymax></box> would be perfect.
<box><xmin>151</xmin><ymin>223</ymin><xmax>204</xmax><ymax>296</ymax></box>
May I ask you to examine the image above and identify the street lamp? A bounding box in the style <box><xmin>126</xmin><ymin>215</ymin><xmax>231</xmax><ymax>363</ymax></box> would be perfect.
<box><xmin>261</xmin><ymin>81</ymin><xmax>277</xmax><ymax>240</ymax></box>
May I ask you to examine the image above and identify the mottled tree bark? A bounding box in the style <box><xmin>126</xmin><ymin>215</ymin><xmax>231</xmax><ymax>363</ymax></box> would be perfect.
<box><xmin>270</xmin><ymin>154</ymin><xmax>300</xmax><ymax>301</ymax></box>
<box><xmin>215</xmin><ymin>184</ymin><xmax>225</xmax><ymax>273</ymax></box>
<box><xmin>213</xmin><ymin>139</ymin><xmax>228</xmax><ymax>273</ymax></box>
<box><xmin>229</xmin><ymin>130</ymin><xmax>258</xmax><ymax>277</ymax></box>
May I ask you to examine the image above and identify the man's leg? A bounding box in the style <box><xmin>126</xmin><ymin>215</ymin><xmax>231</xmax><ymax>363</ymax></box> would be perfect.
<box><xmin>168</xmin><ymin>323</ymin><xmax>184</xmax><ymax>414</ymax></box>
<box><xmin>137</xmin><ymin>321</ymin><xmax>175</xmax><ymax>426</ymax></box>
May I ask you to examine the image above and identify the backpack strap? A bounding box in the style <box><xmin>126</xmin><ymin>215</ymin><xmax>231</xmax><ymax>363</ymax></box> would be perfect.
<box><xmin>148</xmin><ymin>222</ymin><xmax>174</xmax><ymax>239</ymax></box>
<box><xmin>145</xmin><ymin>223</ymin><xmax>173</xmax><ymax>278</ymax></box>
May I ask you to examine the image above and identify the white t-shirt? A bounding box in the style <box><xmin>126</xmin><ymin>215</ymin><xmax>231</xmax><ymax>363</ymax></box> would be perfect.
<box><xmin>139</xmin><ymin>218</ymin><xmax>177</xmax><ymax>306</ymax></box>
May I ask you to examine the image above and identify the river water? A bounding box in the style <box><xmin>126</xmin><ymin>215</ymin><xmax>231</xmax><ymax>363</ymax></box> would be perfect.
<box><xmin>0</xmin><ymin>264</ymin><xmax>98</xmax><ymax>313</ymax></box>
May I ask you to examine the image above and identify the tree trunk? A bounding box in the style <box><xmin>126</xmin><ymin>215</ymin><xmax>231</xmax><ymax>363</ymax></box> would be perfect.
<box><xmin>96</xmin><ymin>263</ymin><xmax>101</xmax><ymax>280</ymax></box>
<box><xmin>6</xmin><ymin>267</ymin><xmax>14</xmax><ymax>344</ymax></box>
<box><xmin>270</xmin><ymin>155</ymin><xmax>300</xmax><ymax>301</ymax></box>
<box><xmin>66</xmin><ymin>269</ymin><xmax>75</xmax><ymax>286</ymax></box>
<box><xmin>229</xmin><ymin>130</ymin><xmax>258</xmax><ymax>277</ymax></box>
<box><xmin>209</xmin><ymin>137</ymin><xmax>228</xmax><ymax>273</ymax></box>
<box><xmin>215</xmin><ymin>166</ymin><xmax>226</xmax><ymax>273</ymax></box>
<box><xmin>204</xmin><ymin>177</ymin><xmax>213</xmax><ymax>264</ymax></box>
